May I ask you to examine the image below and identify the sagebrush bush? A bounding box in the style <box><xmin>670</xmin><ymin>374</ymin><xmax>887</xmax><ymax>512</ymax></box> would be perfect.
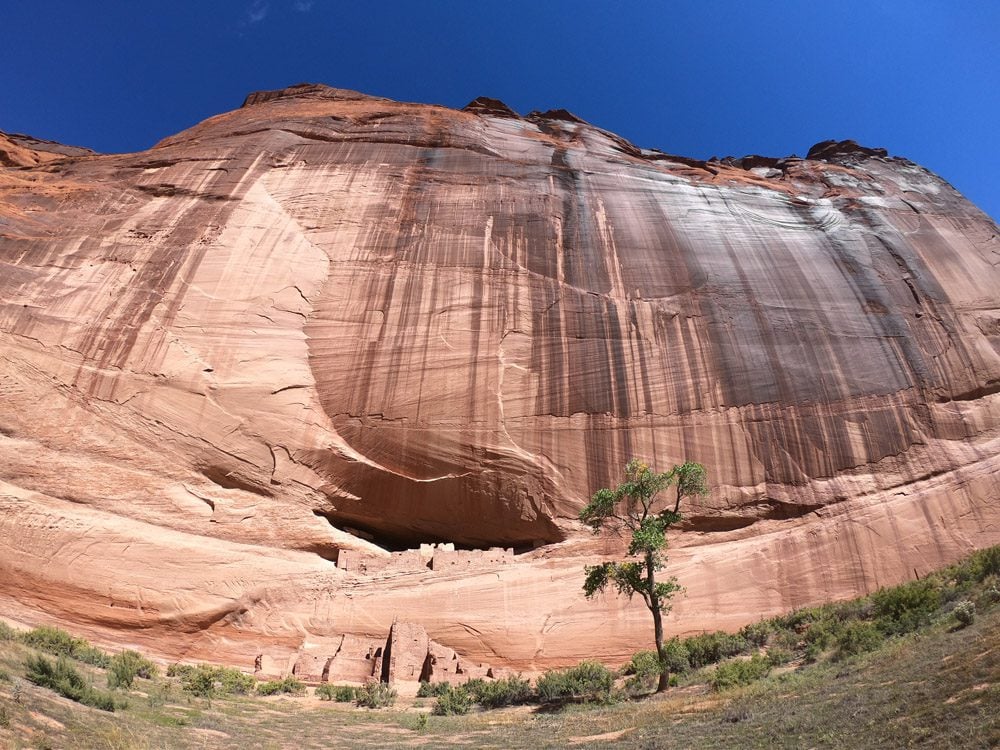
<box><xmin>471</xmin><ymin>676</ymin><xmax>532</xmax><ymax>708</ymax></box>
<box><xmin>835</xmin><ymin>621</ymin><xmax>884</xmax><ymax>659</ymax></box>
<box><xmin>256</xmin><ymin>676</ymin><xmax>304</xmax><ymax>696</ymax></box>
<box><xmin>0</xmin><ymin>621</ymin><xmax>16</xmax><ymax>641</ymax></box>
<box><xmin>432</xmin><ymin>684</ymin><xmax>473</xmax><ymax>715</ymax></box>
<box><xmin>174</xmin><ymin>664</ymin><xmax>255</xmax><ymax>697</ymax></box>
<box><xmin>316</xmin><ymin>684</ymin><xmax>357</xmax><ymax>702</ymax></box>
<box><xmin>710</xmin><ymin>654</ymin><xmax>771</xmax><ymax>691</ymax></box>
<box><xmin>355</xmin><ymin>681</ymin><xmax>396</xmax><ymax>708</ymax></box>
<box><xmin>20</xmin><ymin>626</ymin><xmax>110</xmax><ymax>668</ymax></box>
<box><xmin>536</xmin><ymin>661</ymin><xmax>614</xmax><ymax>703</ymax></box>
<box><xmin>416</xmin><ymin>681</ymin><xmax>452</xmax><ymax>698</ymax></box>
<box><xmin>765</xmin><ymin>647</ymin><xmax>792</xmax><ymax>667</ymax></box>
<box><xmin>684</xmin><ymin>631</ymin><xmax>747</xmax><ymax>669</ymax></box>
<box><xmin>107</xmin><ymin>650</ymin><xmax>157</xmax><ymax>689</ymax></box>
<box><xmin>739</xmin><ymin>621</ymin><xmax>770</xmax><ymax>648</ymax></box>
<box><xmin>953</xmin><ymin>600</ymin><xmax>976</xmax><ymax>627</ymax></box>
<box><xmin>25</xmin><ymin>654</ymin><xmax>118</xmax><ymax>711</ymax></box>
<box><xmin>872</xmin><ymin>578</ymin><xmax>941</xmax><ymax>635</ymax></box>
<box><xmin>624</xmin><ymin>651</ymin><xmax>661</xmax><ymax>694</ymax></box>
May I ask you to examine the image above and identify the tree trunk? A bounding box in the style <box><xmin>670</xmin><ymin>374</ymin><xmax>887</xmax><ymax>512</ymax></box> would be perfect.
<box><xmin>646</xmin><ymin>550</ymin><xmax>670</xmax><ymax>693</ymax></box>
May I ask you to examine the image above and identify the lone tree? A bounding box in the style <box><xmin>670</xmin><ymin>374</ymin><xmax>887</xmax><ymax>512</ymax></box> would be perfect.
<box><xmin>580</xmin><ymin>459</ymin><xmax>708</xmax><ymax>693</ymax></box>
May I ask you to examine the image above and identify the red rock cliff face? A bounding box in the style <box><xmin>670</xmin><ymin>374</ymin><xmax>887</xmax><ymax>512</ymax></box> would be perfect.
<box><xmin>1</xmin><ymin>84</ymin><xmax>998</xmax><ymax>671</ymax></box>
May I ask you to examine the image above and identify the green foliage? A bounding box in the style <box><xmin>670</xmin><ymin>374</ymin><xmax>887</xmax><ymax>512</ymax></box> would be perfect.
<box><xmin>710</xmin><ymin>655</ymin><xmax>771</xmax><ymax>691</ymax></box>
<box><xmin>739</xmin><ymin>621</ymin><xmax>771</xmax><ymax>649</ymax></box>
<box><xmin>355</xmin><ymin>681</ymin><xmax>396</xmax><ymax>708</ymax></box>
<box><xmin>20</xmin><ymin>626</ymin><xmax>110</xmax><ymax>667</ymax></box>
<box><xmin>467</xmin><ymin>676</ymin><xmax>533</xmax><ymax>708</ymax></box>
<box><xmin>624</xmin><ymin>650</ymin><xmax>661</xmax><ymax>694</ymax></box>
<box><xmin>834</xmin><ymin>621</ymin><xmax>884</xmax><ymax>659</ymax></box>
<box><xmin>256</xmin><ymin>676</ymin><xmax>304</xmax><ymax>696</ymax></box>
<box><xmin>951</xmin><ymin>545</ymin><xmax>1000</xmax><ymax>584</ymax></box>
<box><xmin>173</xmin><ymin>664</ymin><xmax>255</xmax><ymax>698</ymax></box>
<box><xmin>316</xmin><ymin>684</ymin><xmax>357</xmax><ymax>702</ymax></box>
<box><xmin>0</xmin><ymin>621</ymin><xmax>16</xmax><ymax>641</ymax></box>
<box><xmin>765</xmin><ymin>647</ymin><xmax>793</xmax><ymax>667</ymax></box>
<box><xmin>416</xmin><ymin>681</ymin><xmax>452</xmax><ymax>698</ymax></box>
<box><xmin>535</xmin><ymin>661</ymin><xmax>615</xmax><ymax>704</ymax></box>
<box><xmin>107</xmin><ymin>650</ymin><xmax>158</xmax><ymax>690</ymax></box>
<box><xmin>580</xmin><ymin>459</ymin><xmax>707</xmax><ymax>691</ymax></box>
<box><xmin>432</xmin><ymin>684</ymin><xmax>473</xmax><ymax>715</ymax></box>
<box><xmin>953</xmin><ymin>600</ymin><xmax>976</xmax><ymax>627</ymax></box>
<box><xmin>872</xmin><ymin>578</ymin><xmax>941</xmax><ymax>635</ymax></box>
<box><xmin>25</xmin><ymin>654</ymin><xmax>118</xmax><ymax>711</ymax></box>
<box><xmin>684</xmin><ymin>631</ymin><xmax>747</xmax><ymax>669</ymax></box>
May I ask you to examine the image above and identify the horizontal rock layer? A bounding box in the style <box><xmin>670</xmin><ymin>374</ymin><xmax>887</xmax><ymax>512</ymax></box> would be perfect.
<box><xmin>0</xmin><ymin>84</ymin><xmax>998</xmax><ymax>671</ymax></box>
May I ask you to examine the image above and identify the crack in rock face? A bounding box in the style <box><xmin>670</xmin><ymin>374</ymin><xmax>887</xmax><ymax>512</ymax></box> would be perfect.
<box><xmin>0</xmin><ymin>83</ymin><xmax>998</xmax><ymax>674</ymax></box>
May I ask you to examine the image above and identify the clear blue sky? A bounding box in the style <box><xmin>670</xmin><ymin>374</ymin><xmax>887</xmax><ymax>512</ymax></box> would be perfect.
<box><xmin>2</xmin><ymin>1</ymin><xmax>998</xmax><ymax>220</ymax></box>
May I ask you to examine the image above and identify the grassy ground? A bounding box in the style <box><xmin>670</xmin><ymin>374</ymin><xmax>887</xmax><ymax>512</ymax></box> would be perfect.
<box><xmin>0</xmin><ymin>555</ymin><xmax>997</xmax><ymax>749</ymax></box>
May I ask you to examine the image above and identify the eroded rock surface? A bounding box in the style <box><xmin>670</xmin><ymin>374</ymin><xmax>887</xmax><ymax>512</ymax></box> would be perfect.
<box><xmin>1</xmin><ymin>83</ymin><xmax>998</xmax><ymax>673</ymax></box>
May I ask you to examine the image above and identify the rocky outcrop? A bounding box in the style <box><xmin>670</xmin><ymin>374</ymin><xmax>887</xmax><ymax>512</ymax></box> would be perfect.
<box><xmin>0</xmin><ymin>83</ymin><xmax>998</xmax><ymax>673</ymax></box>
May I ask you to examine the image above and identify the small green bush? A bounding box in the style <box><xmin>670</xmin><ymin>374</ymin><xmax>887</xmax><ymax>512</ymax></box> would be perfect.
<box><xmin>25</xmin><ymin>654</ymin><xmax>118</xmax><ymax>711</ymax></box>
<box><xmin>20</xmin><ymin>626</ymin><xmax>110</xmax><ymax>667</ymax></box>
<box><xmin>953</xmin><ymin>545</ymin><xmax>1000</xmax><ymax>584</ymax></box>
<box><xmin>953</xmin><ymin>600</ymin><xmax>976</xmax><ymax>627</ymax></box>
<box><xmin>535</xmin><ymin>661</ymin><xmax>614</xmax><ymax>703</ymax></box>
<box><xmin>765</xmin><ymin>647</ymin><xmax>793</xmax><ymax>667</ymax></box>
<box><xmin>256</xmin><ymin>677</ymin><xmax>304</xmax><ymax>696</ymax></box>
<box><xmin>174</xmin><ymin>664</ymin><xmax>255</xmax><ymax>697</ymax></box>
<box><xmin>835</xmin><ymin>621</ymin><xmax>884</xmax><ymax>659</ymax></box>
<box><xmin>432</xmin><ymin>684</ymin><xmax>473</xmax><ymax>715</ymax></box>
<box><xmin>623</xmin><ymin>651</ymin><xmax>661</xmax><ymax>694</ymax></box>
<box><xmin>471</xmin><ymin>676</ymin><xmax>533</xmax><ymax>708</ymax></box>
<box><xmin>872</xmin><ymin>578</ymin><xmax>941</xmax><ymax>635</ymax></box>
<box><xmin>316</xmin><ymin>684</ymin><xmax>357</xmax><ymax>702</ymax></box>
<box><xmin>684</xmin><ymin>632</ymin><xmax>747</xmax><ymax>669</ymax></box>
<box><xmin>710</xmin><ymin>655</ymin><xmax>771</xmax><ymax>691</ymax></box>
<box><xmin>107</xmin><ymin>650</ymin><xmax>158</xmax><ymax>690</ymax></box>
<box><xmin>416</xmin><ymin>681</ymin><xmax>452</xmax><ymax>698</ymax></box>
<box><xmin>355</xmin><ymin>681</ymin><xmax>396</xmax><ymax>708</ymax></box>
<box><xmin>739</xmin><ymin>621</ymin><xmax>770</xmax><ymax>648</ymax></box>
<box><xmin>0</xmin><ymin>621</ymin><xmax>16</xmax><ymax>641</ymax></box>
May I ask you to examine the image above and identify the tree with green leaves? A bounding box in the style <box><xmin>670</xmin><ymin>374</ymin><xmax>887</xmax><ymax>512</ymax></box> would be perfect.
<box><xmin>580</xmin><ymin>459</ymin><xmax>708</xmax><ymax>693</ymax></box>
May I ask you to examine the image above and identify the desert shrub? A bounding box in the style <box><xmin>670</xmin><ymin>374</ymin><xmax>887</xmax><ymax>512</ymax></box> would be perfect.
<box><xmin>20</xmin><ymin>626</ymin><xmax>110</xmax><ymax>668</ymax></box>
<box><xmin>218</xmin><ymin>668</ymin><xmax>256</xmax><ymax>696</ymax></box>
<box><xmin>803</xmin><ymin>619</ymin><xmax>840</xmax><ymax>650</ymax></box>
<box><xmin>355</xmin><ymin>681</ymin><xmax>396</xmax><ymax>708</ymax></box>
<box><xmin>623</xmin><ymin>651</ymin><xmax>661</xmax><ymax>694</ymax></box>
<box><xmin>432</xmin><ymin>684</ymin><xmax>473</xmax><ymax>715</ymax></box>
<box><xmin>710</xmin><ymin>655</ymin><xmax>771</xmax><ymax>691</ymax></box>
<box><xmin>739</xmin><ymin>621</ymin><xmax>771</xmax><ymax>649</ymax></box>
<box><xmin>166</xmin><ymin>663</ymin><xmax>192</xmax><ymax>678</ymax></box>
<box><xmin>535</xmin><ymin>661</ymin><xmax>614</xmax><ymax>703</ymax></box>
<box><xmin>872</xmin><ymin>579</ymin><xmax>941</xmax><ymax>635</ymax></box>
<box><xmin>256</xmin><ymin>677</ymin><xmax>304</xmax><ymax>696</ymax></box>
<box><xmin>107</xmin><ymin>650</ymin><xmax>158</xmax><ymax>689</ymax></box>
<box><xmin>0</xmin><ymin>621</ymin><xmax>16</xmax><ymax>641</ymax></box>
<box><xmin>953</xmin><ymin>600</ymin><xmax>976</xmax><ymax>627</ymax></box>
<box><xmin>470</xmin><ymin>676</ymin><xmax>533</xmax><ymax>708</ymax></box>
<box><xmin>765</xmin><ymin>647</ymin><xmax>793</xmax><ymax>667</ymax></box>
<box><xmin>952</xmin><ymin>545</ymin><xmax>1000</xmax><ymax>584</ymax></box>
<box><xmin>0</xmin><ymin>705</ymin><xmax>9</xmax><ymax>728</ymax></box>
<box><xmin>316</xmin><ymin>684</ymin><xmax>356</xmax><ymax>702</ymax></box>
<box><xmin>180</xmin><ymin>665</ymin><xmax>217</xmax><ymax>698</ymax></box>
<box><xmin>0</xmin><ymin>669</ymin><xmax>10</xmax><ymax>682</ymax></box>
<box><xmin>662</xmin><ymin>637</ymin><xmax>691</xmax><ymax>673</ymax></box>
<box><xmin>416</xmin><ymin>681</ymin><xmax>451</xmax><ymax>698</ymax></box>
<box><xmin>835</xmin><ymin>621</ymin><xmax>884</xmax><ymax>659</ymax></box>
<box><xmin>25</xmin><ymin>654</ymin><xmax>117</xmax><ymax>711</ymax></box>
<box><xmin>773</xmin><ymin>606</ymin><xmax>824</xmax><ymax>632</ymax></box>
<box><xmin>684</xmin><ymin>632</ymin><xmax>746</xmax><ymax>669</ymax></box>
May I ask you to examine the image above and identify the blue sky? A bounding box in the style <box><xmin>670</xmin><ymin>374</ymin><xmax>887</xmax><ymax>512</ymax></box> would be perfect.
<box><xmin>2</xmin><ymin>1</ymin><xmax>998</xmax><ymax>220</ymax></box>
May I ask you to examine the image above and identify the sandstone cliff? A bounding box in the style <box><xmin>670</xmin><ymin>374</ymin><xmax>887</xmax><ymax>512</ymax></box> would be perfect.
<box><xmin>1</xmin><ymin>83</ymin><xmax>998</xmax><ymax>674</ymax></box>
